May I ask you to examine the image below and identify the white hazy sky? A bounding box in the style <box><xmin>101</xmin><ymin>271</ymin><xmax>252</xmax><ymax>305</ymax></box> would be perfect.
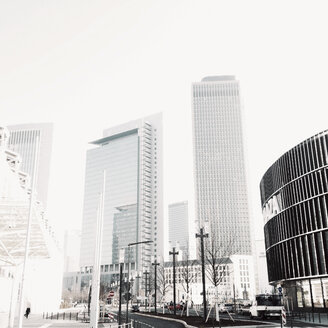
<box><xmin>1</xmin><ymin>0</ymin><xmax>328</xmax><ymax>245</ymax></box>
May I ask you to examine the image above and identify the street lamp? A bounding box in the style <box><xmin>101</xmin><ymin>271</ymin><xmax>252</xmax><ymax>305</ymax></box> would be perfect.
<box><xmin>152</xmin><ymin>257</ymin><xmax>160</xmax><ymax>313</ymax></box>
<box><xmin>126</xmin><ymin>240</ymin><xmax>153</xmax><ymax>323</ymax></box>
<box><xmin>169</xmin><ymin>247</ymin><xmax>179</xmax><ymax>315</ymax></box>
<box><xmin>196</xmin><ymin>227</ymin><xmax>208</xmax><ymax>321</ymax></box>
<box><xmin>118</xmin><ymin>249</ymin><xmax>125</xmax><ymax>326</ymax></box>
<box><xmin>135</xmin><ymin>272</ymin><xmax>141</xmax><ymax>302</ymax></box>
<box><xmin>143</xmin><ymin>270</ymin><xmax>150</xmax><ymax>311</ymax></box>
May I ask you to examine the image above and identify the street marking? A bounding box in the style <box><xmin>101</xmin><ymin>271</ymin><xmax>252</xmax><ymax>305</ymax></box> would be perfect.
<box><xmin>39</xmin><ymin>324</ymin><xmax>52</xmax><ymax>328</ymax></box>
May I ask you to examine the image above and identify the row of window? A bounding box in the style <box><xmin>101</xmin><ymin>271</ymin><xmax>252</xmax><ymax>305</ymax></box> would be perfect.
<box><xmin>261</xmin><ymin>132</ymin><xmax>328</xmax><ymax>204</ymax></box>
<box><xmin>295</xmin><ymin>278</ymin><xmax>328</xmax><ymax>308</ymax></box>
<box><xmin>80</xmin><ymin>262</ymin><xmax>136</xmax><ymax>274</ymax></box>
<box><xmin>265</xmin><ymin>195</ymin><xmax>328</xmax><ymax>247</ymax></box>
<box><xmin>266</xmin><ymin>231</ymin><xmax>328</xmax><ymax>282</ymax></box>
<box><xmin>193</xmin><ymin>85</ymin><xmax>239</xmax><ymax>98</ymax></box>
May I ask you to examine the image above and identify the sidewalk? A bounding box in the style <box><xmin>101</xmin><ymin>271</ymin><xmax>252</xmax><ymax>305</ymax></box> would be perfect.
<box><xmin>293</xmin><ymin>312</ymin><xmax>328</xmax><ymax>326</ymax></box>
<box><xmin>11</xmin><ymin>314</ymin><xmax>118</xmax><ymax>328</ymax></box>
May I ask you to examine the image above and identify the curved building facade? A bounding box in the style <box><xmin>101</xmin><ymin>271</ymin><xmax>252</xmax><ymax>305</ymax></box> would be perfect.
<box><xmin>260</xmin><ymin>130</ymin><xmax>328</xmax><ymax>311</ymax></box>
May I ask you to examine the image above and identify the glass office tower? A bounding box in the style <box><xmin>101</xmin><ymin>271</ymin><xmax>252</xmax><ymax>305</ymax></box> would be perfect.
<box><xmin>192</xmin><ymin>76</ymin><xmax>252</xmax><ymax>256</ymax></box>
<box><xmin>168</xmin><ymin>201</ymin><xmax>189</xmax><ymax>257</ymax></box>
<box><xmin>79</xmin><ymin>114</ymin><xmax>163</xmax><ymax>280</ymax></box>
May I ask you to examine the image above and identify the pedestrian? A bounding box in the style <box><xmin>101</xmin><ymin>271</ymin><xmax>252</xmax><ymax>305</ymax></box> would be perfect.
<box><xmin>24</xmin><ymin>307</ymin><xmax>31</xmax><ymax>318</ymax></box>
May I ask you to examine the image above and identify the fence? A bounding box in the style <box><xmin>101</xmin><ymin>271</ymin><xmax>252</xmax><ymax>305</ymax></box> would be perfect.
<box><xmin>291</xmin><ymin>311</ymin><xmax>328</xmax><ymax>325</ymax></box>
<box><xmin>43</xmin><ymin>311</ymin><xmax>155</xmax><ymax>328</ymax></box>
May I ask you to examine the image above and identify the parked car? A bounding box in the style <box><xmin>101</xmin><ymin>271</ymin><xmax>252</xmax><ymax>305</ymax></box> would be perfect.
<box><xmin>219</xmin><ymin>303</ymin><xmax>233</xmax><ymax>313</ymax></box>
<box><xmin>132</xmin><ymin>305</ymin><xmax>140</xmax><ymax>312</ymax></box>
<box><xmin>240</xmin><ymin>304</ymin><xmax>251</xmax><ymax>315</ymax></box>
<box><xmin>168</xmin><ymin>303</ymin><xmax>183</xmax><ymax>311</ymax></box>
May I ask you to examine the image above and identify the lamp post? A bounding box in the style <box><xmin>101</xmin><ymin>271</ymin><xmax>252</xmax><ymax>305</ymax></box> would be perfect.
<box><xmin>126</xmin><ymin>240</ymin><xmax>153</xmax><ymax>323</ymax></box>
<box><xmin>152</xmin><ymin>258</ymin><xmax>160</xmax><ymax>313</ymax></box>
<box><xmin>196</xmin><ymin>227</ymin><xmax>208</xmax><ymax>321</ymax></box>
<box><xmin>118</xmin><ymin>262</ymin><xmax>123</xmax><ymax>326</ymax></box>
<box><xmin>169</xmin><ymin>247</ymin><xmax>179</xmax><ymax>315</ymax></box>
<box><xmin>143</xmin><ymin>270</ymin><xmax>150</xmax><ymax>311</ymax></box>
<box><xmin>135</xmin><ymin>272</ymin><xmax>141</xmax><ymax>300</ymax></box>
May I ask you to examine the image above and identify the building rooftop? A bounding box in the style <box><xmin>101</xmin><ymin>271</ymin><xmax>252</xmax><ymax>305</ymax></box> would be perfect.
<box><xmin>201</xmin><ymin>76</ymin><xmax>235</xmax><ymax>82</ymax></box>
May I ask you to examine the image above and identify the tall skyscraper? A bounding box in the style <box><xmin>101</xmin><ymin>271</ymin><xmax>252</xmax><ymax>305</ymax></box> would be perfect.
<box><xmin>168</xmin><ymin>201</ymin><xmax>189</xmax><ymax>257</ymax></box>
<box><xmin>192</xmin><ymin>76</ymin><xmax>251</xmax><ymax>255</ymax></box>
<box><xmin>63</xmin><ymin>230</ymin><xmax>81</xmax><ymax>273</ymax></box>
<box><xmin>79</xmin><ymin>113</ymin><xmax>163</xmax><ymax>277</ymax></box>
<box><xmin>7</xmin><ymin>123</ymin><xmax>53</xmax><ymax>209</ymax></box>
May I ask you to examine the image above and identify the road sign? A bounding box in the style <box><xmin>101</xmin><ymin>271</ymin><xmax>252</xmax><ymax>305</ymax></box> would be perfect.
<box><xmin>281</xmin><ymin>306</ymin><xmax>286</xmax><ymax>326</ymax></box>
<box><xmin>108</xmin><ymin>291</ymin><xmax>115</xmax><ymax>298</ymax></box>
<box><xmin>278</xmin><ymin>286</ymin><xmax>282</xmax><ymax>294</ymax></box>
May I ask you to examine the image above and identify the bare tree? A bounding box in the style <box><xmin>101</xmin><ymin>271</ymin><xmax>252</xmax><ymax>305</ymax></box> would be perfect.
<box><xmin>203</xmin><ymin>230</ymin><xmax>235</xmax><ymax>322</ymax></box>
<box><xmin>179</xmin><ymin>252</ymin><xmax>196</xmax><ymax>316</ymax></box>
<box><xmin>157</xmin><ymin>263</ymin><xmax>171</xmax><ymax>313</ymax></box>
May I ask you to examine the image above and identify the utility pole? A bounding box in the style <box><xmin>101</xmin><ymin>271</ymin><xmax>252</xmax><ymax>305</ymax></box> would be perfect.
<box><xmin>126</xmin><ymin>246</ymin><xmax>131</xmax><ymax>324</ymax></box>
<box><xmin>126</xmin><ymin>240</ymin><xmax>153</xmax><ymax>322</ymax></box>
<box><xmin>233</xmin><ymin>283</ymin><xmax>236</xmax><ymax>313</ymax></box>
<box><xmin>169</xmin><ymin>247</ymin><xmax>179</xmax><ymax>315</ymax></box>
<box><xmin>143</xmin><ymin>270</ymin><xmax>149</xmax><ymax>311</ymax></box>
<box><xmin>90</xmin><ymin>171</ymin><xmax>106</xmax><ymax>328</ymax></box>
<box><xmin>118</xmin><ymin>262</ymin><xmax>123</xmax><ymax>326</ymax></box>
<box><xmin>135</xmin><ymin>272</ymin><xmax>141</xmax><ymax>301</ymax></box>
<box><xmin>196</xmin><ymin>227</ymin><xmax>208</xmax><ymax>321</ymax></box>
<box><xmin>152</xmin><ymin>259</ymin><xmax>160</xmax><ymax>313</ymax></box>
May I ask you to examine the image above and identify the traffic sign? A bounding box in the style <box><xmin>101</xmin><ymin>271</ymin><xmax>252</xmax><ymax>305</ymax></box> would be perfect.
<box><xmin>278</xmin><ymin>286</ymin><xmax>282</xmax><ymax>294</ymax></box>
<box><xmin>281</xmin><ymin>306</ymin><xmax>286</xmax><ymax>326</ymax></box>
<box><xmin>108</xmin><ymin>291</ymin><xmax>115</xmax><ymax>298</ymax></box>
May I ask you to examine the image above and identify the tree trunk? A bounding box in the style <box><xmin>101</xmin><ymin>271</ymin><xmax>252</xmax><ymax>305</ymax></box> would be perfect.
<box><xmin>215</xmin><ymin>285</ymin><xmax>220</xmax><ymax>322</ymax></box>
<box><xmin>186</xmin><ymin>294</ymin><xmax>189</xmax><ymax>317</ymax></box>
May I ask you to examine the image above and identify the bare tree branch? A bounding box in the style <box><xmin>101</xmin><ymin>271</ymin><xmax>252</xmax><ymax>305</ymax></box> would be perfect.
<box><xmin>203</xmin><ymin>230</ymin><xmax>235</xmax><ymax>288</ymax></box>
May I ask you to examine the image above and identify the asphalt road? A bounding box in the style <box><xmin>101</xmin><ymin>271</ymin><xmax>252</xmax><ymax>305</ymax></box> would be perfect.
<box><xmin>136</xmin><ymin>307</ymin><xmax>328</xmax><ymax>328</ymax></box>
<box><xmin>130</xmin><ymin>312</ymin><xmax>186</xmax><ymax>328</ymax></box>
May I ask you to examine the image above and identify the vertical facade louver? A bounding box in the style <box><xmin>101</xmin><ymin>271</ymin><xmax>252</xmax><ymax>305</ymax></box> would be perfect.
<box><xmin>260</xmin><ymin>130</ymin><xmax>328</xmax><ymax>310</ymax></box>
<box><xmin>139</xmin><ymin>122</ymin><xmax>153</xmax><ymax>273</ymax></box>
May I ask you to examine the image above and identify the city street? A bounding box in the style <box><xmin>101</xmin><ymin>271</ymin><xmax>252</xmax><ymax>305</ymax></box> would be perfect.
<box><xmin>7</xmin><ymin>310</ymin><xmax>328</xmax><ymax>328</ymax></box>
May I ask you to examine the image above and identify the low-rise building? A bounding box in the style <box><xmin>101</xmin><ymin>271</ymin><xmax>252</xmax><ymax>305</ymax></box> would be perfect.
<box><xmin>163</xmin><ymin>255</ymin><xmax>255</xmax><ymax>305</ymax></box>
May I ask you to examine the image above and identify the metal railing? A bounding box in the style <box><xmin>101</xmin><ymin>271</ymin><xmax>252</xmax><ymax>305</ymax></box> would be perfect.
<box><xmin>43</xmin><ymin>311</ymin><xmax>154</xmax><ymax>328</ymax></box>
<box><xmin>291</xmin><ymin>311</ymin><xmax>328</xmax><ymax>325</ymax></box>
<box><xmin>43</xmin><ymin>310</ymin><xmax>115</xmax><ymax>323</ymax></box>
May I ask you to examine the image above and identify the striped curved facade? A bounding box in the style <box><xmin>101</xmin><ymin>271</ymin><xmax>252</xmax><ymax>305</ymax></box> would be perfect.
<box><xmin>260</xmin><ymin>130</ymin><xmax>328</xmax><ymax>310</ymax></box>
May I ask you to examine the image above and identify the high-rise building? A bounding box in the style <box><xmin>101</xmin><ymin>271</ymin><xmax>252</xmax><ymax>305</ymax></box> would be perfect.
<box><xmin>79</xmin><ymin>114</ymin><xmax>163</xmax><ymax>279</ymax></box>
<box><xmin>7</xmin><ymin>123</ymin><xmax>53</xmax><ymax>209</ymax></box>
<box><xmin>168</xmin><ymin>201</ymin><xmax>190</xmax><ymax>257</ymax></box>
<box><xmin>192</xmin><ymin>76</ymin><xmax>252</xmax><ymax>255</ymax></box>
<box><xmin>63</xmin><ymin>230</ymin><xmax>81</xmax><ymax>273</ymax></box>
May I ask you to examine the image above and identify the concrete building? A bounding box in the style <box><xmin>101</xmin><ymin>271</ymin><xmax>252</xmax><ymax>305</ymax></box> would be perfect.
<box><xmin>168</xmin><ymin>201</ymin><xmax>190</xmax><ymax>258</ymax></box>
<box><xmin>7</xmin><ymin>123</ymin><xmax>53</xmax><ymax>210</ymax></box>
<box><xmin>79</xmin><ymin>114</ymin><xmax>163</xmax><ymax>287</ymax></box>
<box><xmin>163</xmin><ymin>255</ymin><xmax>255</xmax><ymax>305</ymax></box>
<box><xmin>260</xmin><ymin>130</ymin><xmax>328</xmax><ymax>312</ymax></box>
<box><xmin>192</xmin><ymin>76</ymin><xmax>252</xmax><ymax>256</ymax></box>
